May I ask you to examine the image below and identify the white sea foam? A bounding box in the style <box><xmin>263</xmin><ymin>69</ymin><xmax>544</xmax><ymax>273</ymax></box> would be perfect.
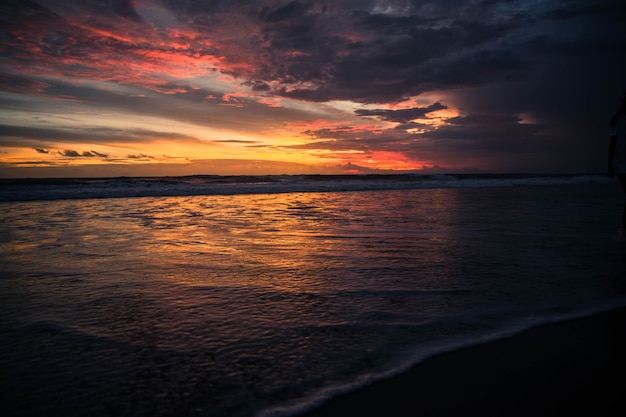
<box><xmin>0</xmin><ymin>173</ymin><xmax>611</xmax><ymax>202</ymax></box>
<box><xmin>257</xmin><ymin>298</ymin><xmax>626</xmax><ymax>417</ymax></box>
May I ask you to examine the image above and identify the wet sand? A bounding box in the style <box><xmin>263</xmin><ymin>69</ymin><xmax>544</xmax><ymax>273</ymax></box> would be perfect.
<box><xmin>299</xmin><ymin>307</ymin><xmax>626</xmax><ymax>417</ymax></box>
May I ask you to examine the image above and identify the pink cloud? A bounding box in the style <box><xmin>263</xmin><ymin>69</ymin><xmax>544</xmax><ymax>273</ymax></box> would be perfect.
<box><xmin>257</xmin><ymin>98</ymin><xmax>283</xmax><ymax>108</ymax></box>
<box><xmin>0</xmin><ymin>6</ymin><xmax>234</xmax><ymax>96</ymax></box>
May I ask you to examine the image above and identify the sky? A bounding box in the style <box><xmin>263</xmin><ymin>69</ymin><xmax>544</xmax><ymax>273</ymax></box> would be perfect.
<box><xmin>0</xmin><ymin>0</ymin><xmax>625</xmax><ymax>177</ymax></box>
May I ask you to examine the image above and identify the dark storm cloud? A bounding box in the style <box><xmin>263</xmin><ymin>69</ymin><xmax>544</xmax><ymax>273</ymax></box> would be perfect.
<box><xmin>419</xmin><ymin>114</ymin><xmax>547</xmax><ymax>152</ymax></box>
<box><xmin>3</xmin><ymin>0</ymin><xmax>622</xmax><ymax>107</ymax></box>
<box><xmin>317</xmin><ymin>17</ymin><xmax>527</xmax><ymax>102</ymax></box>
<box><xmin>356</xmin><ymin>103</ymin><xmax>447</xmax><ymax>123</ymax></box>
<box><xmin>181</xmin><ymin>0</ymin><xmax>534</xmax><ymax>103</ymax></box>
<box><xmin>250</xmin><ymin>1</ymin><xmax>619</xmax><ymax>107</ymax></box>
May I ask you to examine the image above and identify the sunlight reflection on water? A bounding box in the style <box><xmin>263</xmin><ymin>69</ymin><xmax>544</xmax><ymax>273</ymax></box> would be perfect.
<box><xmin>1</xmin><ymin>185</ymin><xmax>625</xmax><ymax>417</ymax></box>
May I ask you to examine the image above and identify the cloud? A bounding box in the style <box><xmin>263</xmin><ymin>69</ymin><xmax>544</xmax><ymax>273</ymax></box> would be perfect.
<box><xmin>285</xmin><ymin>107</ymin><xmax>551</xmax><ymax>171</ymax></box>
<box><xmin>55</xmin><ymin>149</ymin><xmax>109</xmax><ymax>158</ymax></box>
<box><xmin>0</xmin><ymin>0</ymin><xmax>529</xmax><ymax>103</ymax></box>
<box><xmin>58</xmin><ymin>149</ymin><xmax>81</xmax><ymax>157</ymax></box>
<box><xmin>2</xmin><ymin>0</ymin><xmax>622</xmax><ymax>108</ymax></box>
<box><xmin>355</xmin><ymin>103</ymin><xmax>447</xmax><ymax>123</ymax></box>
<box><xmin>2</xmin><ymin>1</ymin><xmax>620</xmax><ymax>107</ymax></box>
<box><xmin>0</xmin><ymin>0</ymin><xmax>624</xmax><ymax>174</ymax></box>
<box><xmin>0</xmin><ymin>124</ymin><xmax>201</xmax><ymax>146</ymax></box>
<box><xmin>180</xmin><ymin>0</ymin><xmax>531</xmax><ymax>104</ymax></box>
<box><xmin>213</xmin><ymin>139</ymin><xmax>260</xmax><ymax>144</ymax></box>
<box><xmin>88</xmin><ymin>150</ymin><xmax>109</xmax><ymax>158</ymax></box>
<box><xmin>0</xmin><ymin>73</ymin><xmax>50</xmax><ymax>95</ymax></box>
<box><xmin>0</xmin><ymin>1</ymin><xmax>220</xmax><ymax>96</ymax></box>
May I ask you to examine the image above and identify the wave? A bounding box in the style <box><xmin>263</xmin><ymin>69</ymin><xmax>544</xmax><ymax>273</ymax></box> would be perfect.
<box><xmin>0</xmin><ymin>173</ymin><xmax>611</xmax><ymax>202</ymax></box>
<box><xmin>257</xmin><ymin>298</ymin><xmax>626</xmax><ymax>417</ymax></box>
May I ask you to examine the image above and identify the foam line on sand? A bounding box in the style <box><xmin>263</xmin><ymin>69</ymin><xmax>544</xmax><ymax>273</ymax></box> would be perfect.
<box><xmin>298</xmin><ymin>307</ymin><xmax>626</xmax><ymax>417</ymax></box>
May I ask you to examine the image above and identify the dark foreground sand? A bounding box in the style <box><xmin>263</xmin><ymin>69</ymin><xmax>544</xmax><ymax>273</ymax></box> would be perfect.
<box><xmin>299</xmin><ymin>308</ymin><xmax>626</xmax><ymax>417</ymax></box>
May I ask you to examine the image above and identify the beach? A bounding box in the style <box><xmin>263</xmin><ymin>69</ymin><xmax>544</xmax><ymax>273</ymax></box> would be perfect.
<box><xmin>1</xmin><ymin>176</ymin><xmax>625</xmax><ymax>417</ymax></box>
<box><xmin>300</xmin><ymin>307</ymin><xmax>626</xmax><ymax>417</ymax></box>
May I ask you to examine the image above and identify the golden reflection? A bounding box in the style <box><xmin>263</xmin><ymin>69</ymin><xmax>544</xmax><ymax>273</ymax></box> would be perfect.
<box><xmin>0</xmin><ymin>188</ymin><xmax>477</xmax><ymax>342</ymax></box>
<box><xmin>1</xmin><ymin>189</ymin><xmax>467</xmax><ymax>295</ymax></box>
<box><xmin>122</xmin><ymin>189</ymin><xmax>466</xmax><ymax>295</ymax></box>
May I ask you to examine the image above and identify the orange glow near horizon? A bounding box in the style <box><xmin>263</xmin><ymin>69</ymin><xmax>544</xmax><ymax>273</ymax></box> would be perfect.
<box><xmin>360</xmin><ymin>151</ymin><xmax>428</xmax><ymax>170</ymax></box>
<box><xmin>0</xmin><ymin>93</ymin><xmax>457</xmax><ymax>174</ymax></box>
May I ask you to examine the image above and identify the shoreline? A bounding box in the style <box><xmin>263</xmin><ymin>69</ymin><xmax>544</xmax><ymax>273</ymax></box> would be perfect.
<box><xmin>297</xmin><ymin>307</ymin><xmax>626</xmax><ymax>417</ymax></box>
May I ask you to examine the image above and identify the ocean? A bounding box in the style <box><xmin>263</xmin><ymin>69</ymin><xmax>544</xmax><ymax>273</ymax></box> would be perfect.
<box><xmin>1</xmin><ymin>174</ymin><xmax>625</xmax><ymax>417</ymax></box>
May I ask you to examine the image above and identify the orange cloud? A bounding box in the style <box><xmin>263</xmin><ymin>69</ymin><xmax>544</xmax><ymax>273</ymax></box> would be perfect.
<box><xmin>286</xmin><ymin>120</ymin><xmax>384</xmax><ymax>136</ymax></box>
<box><xmin>257</xmin><ymin>98</ymin><xmax>283</xmax><ymax>108</ymax></box>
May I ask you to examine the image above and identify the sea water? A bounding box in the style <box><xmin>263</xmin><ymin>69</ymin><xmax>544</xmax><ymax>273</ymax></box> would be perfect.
<box><xmin>1</xmin><ymin>174</ymin><xmax>625</xmax><ymax>417</ymax></box>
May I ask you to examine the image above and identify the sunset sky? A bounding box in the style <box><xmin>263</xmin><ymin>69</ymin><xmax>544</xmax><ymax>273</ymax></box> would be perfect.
<box><xmin>1</xmin><ymin>0</ymin><xmax>624</xmax><ymax>177</ymax></box>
